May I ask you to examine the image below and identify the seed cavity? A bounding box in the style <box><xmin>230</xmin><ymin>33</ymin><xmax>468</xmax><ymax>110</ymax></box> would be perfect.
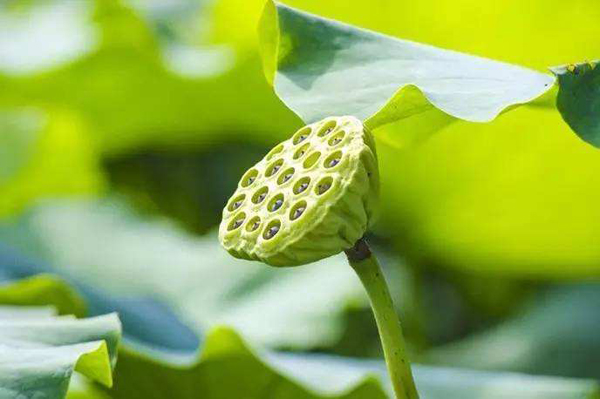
<box><xmin>294</xmin><ymin>177</ymin><xmax>311</xmax><ymax>194</ymax></box>
<box><xmin>293</xmin><ymin>143</ymin><xmax>310</xmax><ymax>160</ymax></box>
<box><xmin>266</xmin><ymin>159</ymin><xmax>284</xmax><ymax>177</ymax></box>
<box><xmin>266</xmin><ymin>143</ymin><xmax>285</xmax><ymax>161</ymax></box>
<box><xmin>228</xmin><ymin>194</ymin><xmax>246</xmax><ymax>211</ymax></box>
<box><xmin>228</xmin><ymin>213</ymin><xmax>246</xmax><ymax>231</ymax></box>
<box><xmin>290</xmin><ymin>201</ymin><xmax>307</xmax><ymax>220</ymax></box>
<box><xmin>318</xmin><ymin>120</ymin><xmax>337</xmax><ymax>137</ymax></box>
<box><xmin>329</xmin><ymin>131</ymin><xmax>345</xmax><ymax>146</ymax></box>
<box><xmin>263</xmin><ymin>220</ymin><xmax>281</xmax><ymax>239</ymax></box>
<box><xmin>325</xmin><ymin>151</ymin><xmax>342</xmax><ymax>168</ymax></box>
<box><xmin>303</xmin><ymin>152</ymin><xmax>321</xmax><ymax>169</ymax></box>
<box><xmin>293</xmin><ymin>127</ymin><xmax>311</xmax><ymax>145</ymax></box>
<box><xmin>246</xmin><ymin>216</ymin><xmax>261</xmax><ymax>232</ymax></box>
<box><xmin>278</xmin><ymin>168</ymin><xmax>295</xmax><ymax>185</ymax></box>
<box><xmin>252</xmin><ymin>186</ymin><xmax>269</xmax><ymax>204</ymax></box>
<box><xmin>316</xmin><ymin>177</ymin><xmax>333</xmax><ymax>195</ymax></box>
<box><xmin>268</xmin><ymin>194</ymin><xmax>284</xmax><ymax>212</ymax></box>
<box><xmin>241</xmin><ymin>169</ymin><xmax>258</xmax><ymax>187</ymax></box>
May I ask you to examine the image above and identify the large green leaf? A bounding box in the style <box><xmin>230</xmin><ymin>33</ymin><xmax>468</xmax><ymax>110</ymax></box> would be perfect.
<box><xmin>426</xmin><ymin>283</ymin><xmax>600</xmax><ymax>380</ymax></box>
<box><xmin>111</xmin><ymin>327</ymin><xmax>387</xmax><ymax>399</ymax></box>
<box><xmin>2</xmin><ymin>261</ymin><xmax>599</xmax><ymax>398</ymax></box>
<box><xmin>109</xmin><ymin>326</ymin><xmax>600</xmax><ymax>399</ymax></box>
<box><xmin>258</xmin><ymin>1</ymin><xmax>554</xmax><ymax>134</ymax></box>
<box><xmin>552</xmin><ymin>61</ymin><xmax>600</xmax><ymax>148</ymax></box>
<box><xmin>0</xmin><ymin>198</ymin><xmax>376</xmax><ymax>349</ymax></box>
<box><xmin>0</xmin><ymin>277</ymin><xmax>121</xmax><ymax>399</ymax></box>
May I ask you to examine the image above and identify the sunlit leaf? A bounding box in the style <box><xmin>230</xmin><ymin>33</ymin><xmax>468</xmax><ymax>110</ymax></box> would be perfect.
<box><xmin>377</xmin><ymin>104</ymin><xmax>600</xmax><ymax>277</ymax></box>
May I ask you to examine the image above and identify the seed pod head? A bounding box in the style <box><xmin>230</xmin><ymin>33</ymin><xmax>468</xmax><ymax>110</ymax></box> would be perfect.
<box><xmin>219</xmin><ymin>116</ymin><xmax>379</xmax><ymax>266</ymax></box>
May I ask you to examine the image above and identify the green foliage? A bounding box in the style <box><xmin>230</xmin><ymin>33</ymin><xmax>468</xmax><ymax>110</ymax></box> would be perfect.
<box><xmin>0</xmin><ymin>107</ymin><xmax>103</xmax><ymax>217</ymax></box>
<box><xmin>0</xmin><ymin>0</ymin><xmax>300</xmax><ymax>156</ymax></box>
<box><xmin>0</xmin><ymin>274</ymin><xmax>86</xmax><ymax>316</ymax></box>
<box><xmin>3</xmin><ymin>1</ymin><xmax>600</xmax><ymax>397</ymax></box>
<box><xmin>426</xmin><ymin>284</ymin><xmax>600</xmax><ymax>379</ymax></box>
<box><xmin>552</xmin><ymin>61</ymin><xmax>600</xmax><ymax>148</ymax></box>
<box><xmin>0</xmin><ymin>277</ymin><xmax>120</xmax><ymax>399</ymax></box>
<box><xmin>111</xmin><ymin>326</ymin><xmax>600</xmax><ymax>399</ymax></box>
<box><xmin>3</xmin><ymin>206</ymin><xmax>600</xmax><ymax>398</ymax></box>
<box><xmin>111</xmin><ymin>327</ymin><xmax>387</xmax><ymax>399</ymax></box>
<box><xmin>0</xmin><ymin>109</ymin><xmax>39</xmax><ymax>185</ymax></box>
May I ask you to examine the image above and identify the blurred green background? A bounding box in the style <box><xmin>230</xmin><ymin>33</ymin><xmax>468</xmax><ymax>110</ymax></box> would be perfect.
<box><xmin>2</xmin><ymin>0</ymin><xmax>600</xmax><ymax>390</ymax></box>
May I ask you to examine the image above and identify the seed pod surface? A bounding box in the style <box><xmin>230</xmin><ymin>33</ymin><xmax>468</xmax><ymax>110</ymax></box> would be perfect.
<box><xmin>219</xmin><ymin>116</ymin><xmax>379</xmax><ymax>266</ymax></box>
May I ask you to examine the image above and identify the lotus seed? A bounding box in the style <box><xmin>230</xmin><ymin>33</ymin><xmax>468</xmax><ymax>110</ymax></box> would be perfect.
<box><xmin>251</xmin><ymin>221</ymin><xmax>260</xmax><ymax>231</ymax></box>
<box><xmin>257</xmin><ymin>193</ymin><xmax>266</xmax><ymax>202</ymax></box>
<box><xmin>233</xmin><ymin>200</ymin><xmax>242</xmax><ymax>209</ymax></box>
<box><xmin>271</xmin><ymin>198</ymin><xmax>283</xmax><ymax>211</ymax></box>
<box><xmin>272</xmin><ymin>164</ymin><xmax>281</xmax><ymax>174</ymax></box>
<box><xmin>265</xmin><ymin>225</ymin><xmax>279</xmax><ymax>239</ymax></box>
<box><xmin>318</xmin><ymin>183</ymin><xmax>331</xmax><ymax>194</ymax></box>
<box><xmin>247</xmin><ymin>176</ymin><xmax>255</xmax><ymax>185</ymax></box>
<box><xmin>293</xmin><ymin>127</ymin><xmax>311</xmax><ymax>144</ymax></box>
<box><xmin>296</xmin><ymin>182</ymin><xmax>308</xmax><ymax>194</ymax></box>
<box><xmin>229</xmin><ymin>214</ymin><xmax>246</xmax><ymax>230</ymax></box>
<box><xmin>332</xmin><ymin>137</ymin><xmax>342</xmax><ymax>145</ymax></box>
<box><xmin>328</xmin><ymin>158</ymin><xmax>340</xmax><ymax>167</ymax></box>
<box><xmin>318</xmin><ymin>121</ymin><xmax>337</xmax><ymax>137</ymax></box>
<box><xmin>292</xmin><ymin>206</ymin><xmax>305</xmax><ymax>220</ymax></box>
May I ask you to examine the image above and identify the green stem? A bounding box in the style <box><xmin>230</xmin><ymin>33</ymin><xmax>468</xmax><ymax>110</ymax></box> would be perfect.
<box><xmin>345</xmin><ymin>238</ymin><xmax>419</xmax><ymax>399</ymax></box>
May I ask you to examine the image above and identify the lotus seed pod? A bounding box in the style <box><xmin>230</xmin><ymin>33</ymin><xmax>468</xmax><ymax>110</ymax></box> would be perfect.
<box><xmin>219</xmin><ymin>116</ymin><xmax>379</xmax><ymax>266</ymax></box>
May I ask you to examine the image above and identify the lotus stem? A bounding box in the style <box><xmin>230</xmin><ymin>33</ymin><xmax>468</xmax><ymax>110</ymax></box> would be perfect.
<box><xmin>345</xmin><ymin>237</ymin><xmax>419</xmax><ymax>399</ymax></box>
